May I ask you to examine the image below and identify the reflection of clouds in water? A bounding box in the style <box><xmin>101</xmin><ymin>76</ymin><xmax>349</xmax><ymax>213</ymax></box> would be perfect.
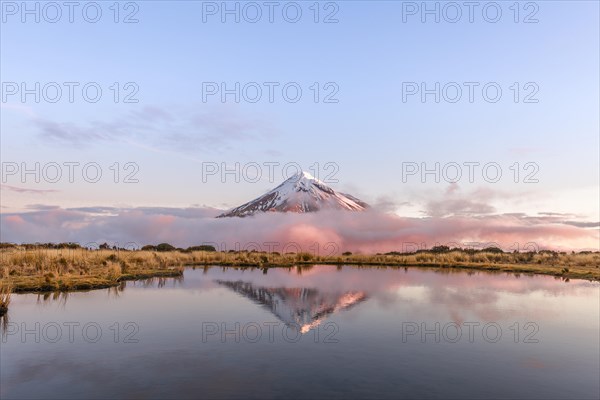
<box><xmin>3</xmin><ymin>266</ymin><xmax>598</xmax><ymax>399</ymax></box>
<box><xmin>194</xmin><ymin>265</ymin><xmax>599</xmax><ymax>326</ymax></box>
<box><xmin>382</xmin><ymin>270</ymin><xmax>598</xmax><ymax>323</ymax></box>
<box><xmin>10</xmin><ymin>265</ymin><xmax>598</xmax><ymax>332</ymax></box>
<box><xmin>198</xmin><ymin>265</ymin><xmax>597</xmax><ymax>295</ymax></box>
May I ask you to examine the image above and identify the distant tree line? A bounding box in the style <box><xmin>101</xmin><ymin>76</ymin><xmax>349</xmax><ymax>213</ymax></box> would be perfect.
<box><xmin>0</xmin><ymin>242</ymin><xmax>82</xmax><ymax>249</ymax></box>
<box><xmin>141</xmin><ymin>243</ymin><xmax>217</xmax><ymax>252</ymax></box>
<box><xmin>0</xmin><ymin>242</ymin><xmax>597</xmax><ymax>256</ymax></box>
<box><xmin>0</xmin><ymin>242</ymin><xmax>217</xmax><ymax>252</ymax></box>
<box><xmin>381</xmin><ymin>245</ymin><xmax>590</xmax><ymax>256</ymax></box>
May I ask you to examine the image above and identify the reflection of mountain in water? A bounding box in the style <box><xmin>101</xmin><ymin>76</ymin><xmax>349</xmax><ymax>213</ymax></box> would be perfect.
<box><xmin>216</xmin><ymin>280</ymin><xmax>367</xmax><ymax>333</ymax></box>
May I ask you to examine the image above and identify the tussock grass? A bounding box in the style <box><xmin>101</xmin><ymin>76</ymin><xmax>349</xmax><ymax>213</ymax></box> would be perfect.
<box><xmin>0</xmin><ymin>247</ymin><xmax>598</xmax><ymax>293</ymax></box>
<box><xmin>0</xmin><ymin>248</ymin><xmax>184</xmax><ymax>292</ymax></box>
<box><xmin>0</xmin><ymin>283</ymin><xmax>11</xmax><ymax>315</ymax></box>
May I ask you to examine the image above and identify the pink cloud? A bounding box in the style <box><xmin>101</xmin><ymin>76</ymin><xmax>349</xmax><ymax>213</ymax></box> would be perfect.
<box><xmin>1</xmin><ymin>207</ymin><xmax>598</xmax><ymax>252</ymax></box>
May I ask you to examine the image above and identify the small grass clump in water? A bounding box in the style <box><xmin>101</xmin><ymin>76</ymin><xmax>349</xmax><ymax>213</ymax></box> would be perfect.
<box><xmin>0</xmin><ymin>284</ymin><xmax>11</xmax><ymax>315</ymax></box>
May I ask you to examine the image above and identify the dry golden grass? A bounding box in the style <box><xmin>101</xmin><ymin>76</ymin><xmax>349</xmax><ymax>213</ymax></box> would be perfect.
<box><xmin>0</xmin><ymin>283</ymin><xmax>11</xmax><ymax>315</ymax></box>
<box><xmin>0</xmin><ymin>248</ymin><xmax>184</xmax><ymax>292</ymax></box>
<box><xmin>0</xmin><ymin>247</ymin><xmax>598</xmax><ymax>298</ymax></box>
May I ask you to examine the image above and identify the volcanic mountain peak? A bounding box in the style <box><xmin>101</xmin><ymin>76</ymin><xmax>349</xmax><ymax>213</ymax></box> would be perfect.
<box><xmin>217</xmin><ymin>170</ymin><xmax>368</xmax><ymax>218</ymax></box>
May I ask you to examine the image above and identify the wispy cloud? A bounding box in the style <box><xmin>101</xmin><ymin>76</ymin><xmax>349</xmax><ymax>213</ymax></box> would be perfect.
<box><xmin>32</xmin><ymin>105</ymin><xmax>277</xmax><ymax>154</ymax></box>
<box><xmin>424</xmin><ymin>198</ymin><xmax>496</xmax><ymax>218</ymax></box>
<box><xmin>1</xmin><ymin>184</ymin><xmax>59</xmax><ymax>194</ymax></box>
<box><xmin>421</xmin><ymin>185</ymin><xmax>500</xmax><ymax>217</ymax></box>
<box><xmin>553</xmin><ymin>221</ymin><xmax>599</xmax><ymax>228</ymax></box>
<box><xmin>24</xmin><ymin>204</ymin><xmax>61</xmax><ymax>211</ymax></box>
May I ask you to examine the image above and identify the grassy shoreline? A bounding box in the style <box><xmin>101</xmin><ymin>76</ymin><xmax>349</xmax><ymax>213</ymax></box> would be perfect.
<box><xmin>0</xmin><ymin>248</ymin><xmax>598</xmax><ymax>298</ymax></box>
<box><xmin>186</xmin><ymin>260</ymin><xmax>599</xmax><ymax>281</ymax></box>
<box><xmin>7</xmin><ymin>269</ymin><xmax>184</xmax><ymax>293</ymax></box>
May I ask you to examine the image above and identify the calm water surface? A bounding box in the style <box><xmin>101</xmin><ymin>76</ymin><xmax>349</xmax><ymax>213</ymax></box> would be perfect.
<box><xmin>1</xmin><ymin>265</ymin><xmax>599</xmax><ymax>399</ymax></box>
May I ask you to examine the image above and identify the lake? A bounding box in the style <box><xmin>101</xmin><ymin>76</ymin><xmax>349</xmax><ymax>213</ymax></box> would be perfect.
<box><xmin>1</xmin><ymin>265</ymin><xmax>599</xmax><ymax>399</ymax></box>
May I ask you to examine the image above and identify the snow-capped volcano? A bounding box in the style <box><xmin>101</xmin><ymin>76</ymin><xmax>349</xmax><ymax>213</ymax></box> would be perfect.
<box><xmin>217</xmin><ymin>171</ymin><xmax>368</xmax><ymax>218</ymax></box>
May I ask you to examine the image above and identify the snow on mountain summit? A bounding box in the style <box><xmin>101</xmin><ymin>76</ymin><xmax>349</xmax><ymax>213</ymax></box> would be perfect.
<box><xmin>217</xmin><ymin>171</ymin><xmax>368</xmax><ymax>218</ymax></box>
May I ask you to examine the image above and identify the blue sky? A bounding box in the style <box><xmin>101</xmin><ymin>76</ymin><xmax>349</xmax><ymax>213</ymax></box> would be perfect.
<box><xmin>1</xmin><ymin>1</ymin><xmax>599</xmax><ymax>224</ymax></box>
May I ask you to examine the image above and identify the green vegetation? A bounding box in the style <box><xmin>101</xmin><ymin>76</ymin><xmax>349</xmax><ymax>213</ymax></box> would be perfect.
<box><xmin>141</xmin><ymin>243</ymin><xmax>216</xmax><ymax>252</ymax></box>
<box><xmin>184</xmin><ymin>245</ymin><xmax>217</xmax><ymax>252</ymax></box>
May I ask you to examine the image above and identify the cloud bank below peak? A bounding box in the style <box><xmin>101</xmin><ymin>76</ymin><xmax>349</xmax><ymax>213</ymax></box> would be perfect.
<box><xmin>1</xmin><ymin>206</ymin><xmax>598</xmax><ymax>253</ymax></box>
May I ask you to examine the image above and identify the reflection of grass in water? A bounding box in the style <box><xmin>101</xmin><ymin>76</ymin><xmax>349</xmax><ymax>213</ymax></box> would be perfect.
<box><xmin>142</xmin><ymin>277</ymin><xmax>167</xmax><ymax>288</ymax></box>
<box><xmin>0</xmin><ymin>248</ymin><xmax>598</xmax><ymax>293</ymax></box>
<box><xmin>35</xmin><ymin>291</ymin><xmax>70</xmax><ymax>309</ymax></box>
<box><xmin>0</xmin><ymin>283</ymin><xmax>10</xmax><ymax>340</ymax></box>
<box><xmin>1</xmin><ymin>312</ymin><xmax>9</xmax><ymax>339</ymax></box>
<box><xmin>137</xmin><ymin>275</ymin><xmax>184</xmax><ymax>289</ymax></box>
